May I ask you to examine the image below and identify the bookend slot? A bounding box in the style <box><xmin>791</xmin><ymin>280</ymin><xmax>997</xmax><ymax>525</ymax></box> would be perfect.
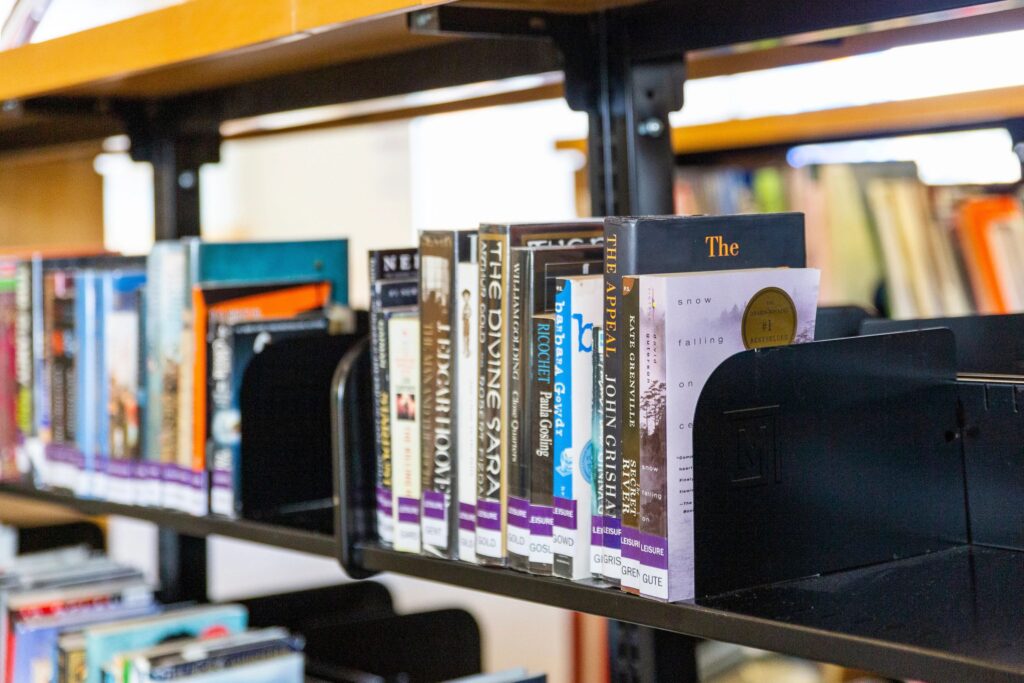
<box><xmin>331</xmin><ymin>337</ymin><xmax>376</xmax><ymax>579</ymax></box>
<box><xmin>239</xmin><ymin>330</ymin><xmax>368</xmax><ymax>535</ymax></box>
<box><xmin>959</xmin><ymin>380</ymin><xmax>1024</xmax><ymax>551</ymax></box>
<box><xmin>692</xmin><ymin>329</ymin><xmax>968</xmax><ymax>599</ymax></box>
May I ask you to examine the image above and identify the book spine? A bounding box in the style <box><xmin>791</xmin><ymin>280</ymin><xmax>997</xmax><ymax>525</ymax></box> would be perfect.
<box><xmin>505</xmin><ymin>249</ymin><xmax>529</xmax><ymax>570</ymax></box>
<box><xmin>619</xmin><ymin>276</ymin><xmax>641</xmax><ymax>594</ymax></box>
<box><xmin>476</xmin><ymin>232</ymin><xmax>507</xmax><ymax>565</ymax></box>
<box><xmin>389</xmin><ymin>313</ymin><xmax>421</xmax><ymax>553</ymax></box>
<box><xmin>14</xmin><ymin>262</ymin><xmax>31</xmax><ymax>445</ymax></box>
<box><xmin>208</xmin><ymin>320</ymin><xmax>235</xmax><ymax>517</ymax></box>
<box><xmin>455</xmin><ymin>245</ymin><xmax>479</xmax><ymax>563</ymax></box>
<box><xmin>590</xmin><ymin>326</ymin><xmax>604</xmax><ymax>579</ymax></box>
<box><xmin>639</xmin><ymin>277</ymin><xmax>668</xmax><ymax>600</ymax></box>
<box><xmin>552</xmin><ymin>278</ymin><xmax>597</xmax><ymax>580</ymax></box>
<box><xmin>601</xmin><ymin>221</ymin><xmax>623</xmax><ymax>585</ymax></box>
<box><xmin>527</xmin><ymin>315</ymin><xmax>555</xmax><ymax>574</ymax></box>
<box><xmin>420</xmin><ymin>233</ymin><xmax>457</xmax><ymax>558</ymax></box>
<box><xmin>369</xmin><ymin>255</ymin><xmax>393</xmax><ymax>546</ymax></box>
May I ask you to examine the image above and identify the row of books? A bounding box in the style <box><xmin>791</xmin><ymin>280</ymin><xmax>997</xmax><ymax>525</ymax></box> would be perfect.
<box><xmin>0</xmin><ymin>238</ymin><xmax>351</xmax><ymax>517</ymax></box>
<box><xmin>0</xmin><ymin>544</ymin><xmax>303</xmax><ymax>683</ymax></box>
<box><xmin>370</xmin><ymin>214</ymin><xmax>819</xmax><ymax>602</ymax></box>
<box><xmin>675</xmin><ymin>161</ymin><xmax>1024</xmax><ymax>319</ymax></box>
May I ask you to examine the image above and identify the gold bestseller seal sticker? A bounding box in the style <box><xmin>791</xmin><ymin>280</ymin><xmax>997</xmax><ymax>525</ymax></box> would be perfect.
<box><xmin>742</xmin><ymin>287</ymin><xmax>797</xmax><ymax>350</ymax></box>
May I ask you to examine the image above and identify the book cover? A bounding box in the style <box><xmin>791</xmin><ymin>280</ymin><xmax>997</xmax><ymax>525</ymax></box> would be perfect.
<box><xmin>79</xmin><ymin>604</ymin><xmax>247</xmax><ymax>683</ymax></box>
<box><xmin>420</xmin><ymin>231</ymin><xmax>470</xmax><ymax>559</ymax></box>
<box><xmin>552</xmin><ymin>274</ymin><xmax>602</xmax><ymax>580</ymax></box>
<box><xmin>476</xmin><ymin>221</ymin><xmax>602</xmax><ymax>566</ymax></box>
<box><xmin>619</xmin><ymin>276</ymin><xmax>641</xmax><ymax>594</ymax></box>
<box><xmin>527</xmin><ymin>314</ymin><xmax>555</xmax><ymax>575</ymax></box>
<box><xmin>638</xmin><ymin>268</ymin><xmax>820</xmax><ymax>602</ymax></box>
<box><xmin>209</xmin><ymin>316</ymin><xmax>331</xmax><ymax>518</ymax></box>
<box><xmin>388</xmin><ymin>312</ymin><xmax>421</xmax><ymax>554</ymax></box>
<box><xmin>455</xmin><ymin>238</ymin><xmax>479</xmax><ymax>563</ymax></box>
<box><xmin>509</xmin><ymin>245</ymin><xmax>603</xmax><ymax>573</ymax></box>
<box><xmin>369</xmin><ymin>248</ymin><xmax>419</xmax><ymax>547</ymax></box>
<box><xmin>604</xmin><ymin>213</ymin><xmax>806</xmax><ymax>588</ymax></box>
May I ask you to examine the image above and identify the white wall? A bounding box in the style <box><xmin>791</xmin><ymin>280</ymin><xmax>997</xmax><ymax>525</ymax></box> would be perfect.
<box><xmin>101</xmin><ymin>99</ymin><xmax>587</xmax><ymax>683</ymax></box>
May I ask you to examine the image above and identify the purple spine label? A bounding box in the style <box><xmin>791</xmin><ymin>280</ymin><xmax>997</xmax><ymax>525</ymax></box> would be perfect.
<box><xmin>476</xmin><ymin>499</ymin><xmax>502</xmax><ymax>531</ymax></box>
<box><xmin>622</xmin><ymin>527</ymin><xmax>640</xmax><ymax>560</ymax></box>
<box><xmin>507</xmin><ymin>496</ymin><xmax>530</xmax><ymax>529</ymax></box>
<box><xmin>591</xmin><ymin>515</ymin><xmax>605</xmax><ymax>545</ymax></box>
<box><xmin>376</xmin><ymin>486</ymin><xmax>394</xmax><ymax>514</ymax></box>
<box><xmin>422</xmin><ymin>490</ymin><xmax>446</xmax><ymax>520</ymax></box>
<box><xmin>552</xmin><ymin>497</ymin><xmax>577</xmax><ymax>530</ymax></box>
<box><xmin>529</xmin><ymin>504</ymin><xmax>553</xmax><ymax>537</ymax></box>
<box><xmin>397</xmin><ymin>496</ymin><xmax>420</xmax><ymax>524</ymax></box>
<box><xmin>107</xmin><ymin>459</ymin><xmax>132</xmax><ymax>478</ymax></box>
<box><xmin>459</xmin><ymin>502</ymin><xmax>476</xmax><ymax>531</ymax></box>
<box><xmin>212</xmin><ymin>470</ymin><xmax>232</xmax><ymax>488</ymax></box>
<box><xmin>604</xmin><ymin>517</ymin><xmax>622</xmax><ymax>550</ymax></box>
<box><xmin>639</xmin><ymin>532</ymin><xmax>669</xmax><ymax>570</ymax></box>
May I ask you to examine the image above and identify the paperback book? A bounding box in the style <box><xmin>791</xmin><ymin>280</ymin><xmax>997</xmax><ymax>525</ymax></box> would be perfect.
<box><xmin>455</xmin><ymin>238</ymin><xmax>479</xmax><ymax>563</ymax></box>
<box><xmin>389</xmin><ymin>312</ymin><xmax>421</xmax><ymax>554</ymax></box>
<box><xmin>369</xmin><ymin>248</ymin><xmax>419</xmax><ymax>547</ymax></box>
<box><xmin>527</xmin><ymin>314</ymin><xmax>555</xmax><ymax>575</ymax></box>
<box><xmin>552</xmin><ymin>274</ymin><xmax>602</xmax><ymax>580</ymax></box>
<box><xmin>637</xmin><ymin>268</ymin><xmax>819</xmax><ymax>602</ymax></box>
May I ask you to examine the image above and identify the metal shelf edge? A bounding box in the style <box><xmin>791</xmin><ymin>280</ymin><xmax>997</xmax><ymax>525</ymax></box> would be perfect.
<box><xmin>0</xmin><ymin>484</ymin><xmax>338</xmax><ymax>558</ymax></box>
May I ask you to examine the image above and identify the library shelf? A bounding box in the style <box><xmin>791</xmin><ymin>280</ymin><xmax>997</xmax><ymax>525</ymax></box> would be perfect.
<box><xmin>359</xmin><ymin>543</ymin><xmax>1024</xmax><ymax>683</ymax></box>
<box><xmin>0</xmin><ymin>484</ymin><xmax>338</xmax><ymax>558</ymax></box>
<box><xmin>556</xmin><ymin>83</ymin><xmax>1024</xmax><ymax>159</ymax></box>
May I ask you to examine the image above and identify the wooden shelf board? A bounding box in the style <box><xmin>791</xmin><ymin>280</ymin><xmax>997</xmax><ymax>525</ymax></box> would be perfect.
<box><xmin>556</xmin><ymin>85</ymin><xmax>1024</xmax><ymax>157</ymax></box>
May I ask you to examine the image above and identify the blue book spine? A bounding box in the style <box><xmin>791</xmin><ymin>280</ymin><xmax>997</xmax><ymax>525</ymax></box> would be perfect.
<box><xmin>74</xmin><ymin>271</ymin><xmax>98</xmax><ymax>499</ymax></box>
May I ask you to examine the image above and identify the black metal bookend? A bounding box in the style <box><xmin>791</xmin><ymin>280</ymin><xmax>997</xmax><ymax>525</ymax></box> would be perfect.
<box><xmin>693</xmin><ymin>329</ymin><xmax>967</xmax><ymax>598</ymax></box>
<box><xmin>861</xmin><ymin>312</ymin><xmax>1024</xmax><ymax>377</ymax></box>
<box><xmin>331</xmin><ymin>338</ymin><xmax>377</xmax><ymax>579</ymax></box>
<box><xmin>239</xmin><ymin>330</ymin><xmax>368</xmax><ymax>535</ymax></box>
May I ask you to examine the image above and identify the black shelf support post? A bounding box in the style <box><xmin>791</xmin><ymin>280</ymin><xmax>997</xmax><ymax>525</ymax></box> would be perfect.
<box><xmin>557</xmin><ymin>11</ymin><xmax>685</xmax><ymax>217</ymax></box>
<box><xmin>608</xmin><ymin>620</ymin><xmax>699</xmax><ymax>683</ymax></box>
<box><xmin>120</xmin><ymin>102</ymin><xmax>221</xmax><ymax>241</ymax></box>
<box><xmin>157</xmin><ymin>530</ymin><xmax>209</xmax><ymax>604</ymax></box>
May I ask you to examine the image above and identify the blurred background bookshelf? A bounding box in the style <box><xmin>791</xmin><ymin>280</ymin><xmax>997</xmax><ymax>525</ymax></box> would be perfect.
<box><xmin>2</xmin><ymin>0</ymin><xmax>1024</xmax><ymax>682</ymax></box>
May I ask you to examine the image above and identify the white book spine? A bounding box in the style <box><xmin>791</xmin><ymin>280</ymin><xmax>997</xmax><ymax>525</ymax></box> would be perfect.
<box><xmin>552</xmin><ymin>276</ymin><xmax>601</xmax><ymax>580</ymax></box>
<box><xmin>389</xmin><ymin>314</ymin><xmax>422</xmax><ymax>554</ymax></box>
<box><xmin>456</xmin><ymin>257</ymin><xmax>479</xmax><ymax>563</ymax></box>
<box><xmin>638</xmin><ymin>277</ymin><xmax>668</xmax><ymax>598</ymax></box>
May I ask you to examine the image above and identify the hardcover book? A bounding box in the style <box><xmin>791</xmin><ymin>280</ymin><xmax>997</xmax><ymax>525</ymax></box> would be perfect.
<box><xmin>369</xmin><ymin>248</ymin><xmax>418</xmax><ymax>547</ymax></box>
<box><xmin>508</xmin><ymin>245</ymin><xmax>602</xmax><ymax>572</ymax></box>
<box><xmin>638</xmin><ymin>268</ymin><xmax>819</xmax><ymax>602</ymax></box>
<box><xmin>389</xmin><ymin>312</ymin><xmax>421</xmax><ymax>554</ymax></box>
<box><xmin>604</xmin><ymin>213</ymin><xmax>806</xmax><ymax>588</ymax></box>
<box><xmin>420</xmin><ymin>231</ymin><xmax>473</xmax><ymax>558</ymax></box>
<box><xmin>552</xmin><ymin>274</ymin><xmax>602</xmax><ymax>580</ymax></box>
<box><xmin>208</xmin><ymin>315</ymin><xmax>332</xmax><ymax>518</ymax></box>
<box><xmin>476</xmin><ymin>221</ymin><xmax>602</xmax><ymax>566</ymax></box>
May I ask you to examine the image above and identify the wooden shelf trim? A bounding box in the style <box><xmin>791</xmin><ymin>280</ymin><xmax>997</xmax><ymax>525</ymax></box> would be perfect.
<box><xmin>556</xmin><ymin>84</ymin><xmax>1024</xmax><ymax>157</ymax></box>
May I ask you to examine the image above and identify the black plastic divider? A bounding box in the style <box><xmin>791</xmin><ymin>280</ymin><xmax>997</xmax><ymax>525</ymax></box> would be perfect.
<box><xmin>813</xmin><ymin>305</ymin><xmax>875</xmax><ymax>340</ymax></box>
<box><xmin>693</xmin><ymin>329</ymin><xmax>966</xmax><ymax>597</ymax></box>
